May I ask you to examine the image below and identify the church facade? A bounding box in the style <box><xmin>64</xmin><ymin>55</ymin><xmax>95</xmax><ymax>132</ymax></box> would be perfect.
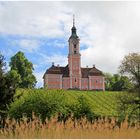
<box><xmin>43</xmin><ymin>18</ymin><xmax>105</xmax><ymax>90</ymax></box>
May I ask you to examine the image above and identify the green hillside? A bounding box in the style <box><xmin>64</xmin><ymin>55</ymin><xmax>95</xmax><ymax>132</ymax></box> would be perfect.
<box><xmin>57</xmin><ymin>90</ymin><xmax>121</xmax><ymax>117</ymax></box>
<box><xmin>13</xmin><ymin>89</ymin><xmax>124</xmax><ymax>118</ymax></box>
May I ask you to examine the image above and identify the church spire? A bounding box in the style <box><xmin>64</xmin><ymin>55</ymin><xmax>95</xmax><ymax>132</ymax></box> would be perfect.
<box><xmin>73</xmin><ymin>14</ymin><xmax>75</xmax><ymax>27</ymax></box>
<box><xmin>70</xmin><ymin>15</ymin><xmax>78</xmax><ymax>39</ymax></box>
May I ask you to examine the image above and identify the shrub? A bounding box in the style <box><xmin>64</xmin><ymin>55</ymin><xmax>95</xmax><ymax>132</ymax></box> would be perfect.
<box><xmin>71</xmin><ymin>95</ymin><xmax>99</xmax><ymax>121</ymax></box>
<box><xmin>9</xmin><ymin>89</ymin><xmax>99</xmax><ymax>122</ymax></box>
<box><xmin>116</xmin><ymin>93</ymin><xmax>140</xmax><ymax>123</ymax></box>
<box><xmin>9</xmin><ymin>89</ymin><xmax>66</xmax><ymax>121</ymax></box>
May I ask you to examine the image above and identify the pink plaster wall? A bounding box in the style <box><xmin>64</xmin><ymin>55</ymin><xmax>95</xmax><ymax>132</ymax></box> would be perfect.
<box><xmin>89</xmin><ymin>76</ymin><xmax>105</xmax><ymax>90</ymax></box>
<box><xmin>62</xmin><ymin>77</ymin><xmax>70</xmax><ymax>89</ymax></box>
<box><xmin>45</xmin><ymin>74</ymin><xmax>62</xmax><ymax>89</ymax></box>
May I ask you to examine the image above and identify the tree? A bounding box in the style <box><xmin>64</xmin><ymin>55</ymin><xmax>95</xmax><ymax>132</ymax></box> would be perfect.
<box><xmin>117</xmin><ymin>53</ymin><xmax>140</xmax><ymax>122</ymax></box>
<box><xmin>7</xmin><ymin>70</ymin><xmax>21</xmax><ymax>88</ymax></box>
<box><xmin>0</xmin><ymin>53</ymin><xmax>18</xmax><ymax>118</ymax></box>
<box><xmin>104</xmin><ymin>73</ymin><xmax>114</xmax><ymax>90</ymax></box>
<box><xmin>112</xmin><ymin>75</ymin><xmax>134</xmax><ymax>91</ymax></box>
<box><xmin>9</xmin><ymin>51</ymin><xmax>37</xmax><ymax>88</ymax></box>
<box><xmin>117</xmin><ymin>93</ymin><xmax>140</xmax><ymax>123</ymax></box>
<box><xmin>119</xmin><ymin>53</ymin><xmax>140</xmax><ymax>91</ymax></box>
<box><xmin>104</xmin><ymin>73</ymin><xmax>133</xmax><ymax>91</ymax></box>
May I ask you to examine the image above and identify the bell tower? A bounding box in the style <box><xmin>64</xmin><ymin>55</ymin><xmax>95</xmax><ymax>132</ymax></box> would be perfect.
<box><xmin>68</xmin><ymin>15</ymin><xmax>81</xmax><ymax>89</ymax></box>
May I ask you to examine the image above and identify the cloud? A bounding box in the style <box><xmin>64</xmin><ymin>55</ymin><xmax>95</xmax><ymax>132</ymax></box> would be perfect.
<box><xmin>64</xmin><ymin>1</ymin><xmax>140</xmax><ymax>73</ymax></box>
<box><xmin>34</xmin><ymin>71</ymin><xmax>44</xmax><ymax>88</ymax></box>
<box><xmin>45</xmin><ymin>39</ymin><xmax>67</xmax><ymax>48</ymax></box>
<box><xmin>38</xmin><ymin>53</ymin><xmax>67</xmax><ymax>67</ymax></box>
<box><xmin>0</xmin><ymin>1</ymin><xmax>72</xmax><ymax>38</ymax></box>
<box><xmin>0</xmin><ymin>1</ymin><xmax>140</xmax><ymax>87</ymax></box>
<box><xmin>9</xmin><ymin>39</ymin><xmax>42</xmax><ymax>52</ymax></box>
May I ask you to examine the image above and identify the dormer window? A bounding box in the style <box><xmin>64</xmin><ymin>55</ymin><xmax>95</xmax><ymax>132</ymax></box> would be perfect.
<box><xmin>74</xmin><ymin>44</ymin><xmax>76</xmax><ymax>48</ymax></box>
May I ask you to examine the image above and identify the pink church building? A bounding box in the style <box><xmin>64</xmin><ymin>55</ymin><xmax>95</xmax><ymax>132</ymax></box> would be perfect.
<box><xmin>43</xmin><ymin>18</ymin><xmax>105</xmax><ymax>90</ymax></box>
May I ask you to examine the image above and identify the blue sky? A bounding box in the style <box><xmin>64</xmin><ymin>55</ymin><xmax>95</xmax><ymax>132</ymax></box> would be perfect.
<box><xmin>0</xmin><ymin>1</ymin><xmax>140</xmax><ymax>87</ymax></box>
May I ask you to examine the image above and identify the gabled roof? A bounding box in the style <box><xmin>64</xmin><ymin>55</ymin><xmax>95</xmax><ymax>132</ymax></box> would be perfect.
<box><xmin>89</xmin><ymin>66</ymin><xmax>103</xmax><ymax>76</ymax></box>
<box><xmin>43</xmin><ymin>65</ymin><xmax>69</xmax><ymax>78</ymax></box>
<box><xmin>43</xmin><ymin>64</ymin><xmax>104</xmax><ymax>79</ymax></box>
<box><xmin>81</xmin><ymin>66</ymin><xmax>104</xmax><ymax>78</ymax></box>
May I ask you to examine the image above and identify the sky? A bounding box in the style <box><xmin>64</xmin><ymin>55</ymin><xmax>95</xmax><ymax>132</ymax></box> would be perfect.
<box><xmin>0</xmin><ymin>1</ymin><xmax>140</xmax><ymax>87</ymax></box>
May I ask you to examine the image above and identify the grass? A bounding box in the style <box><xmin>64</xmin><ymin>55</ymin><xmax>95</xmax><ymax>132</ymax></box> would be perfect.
<box><xmin>0</xmin><ymin>113</ymin><xmax>140</xmax><ymax>139</ymax></box>
<box><xmin>15</xmin><ymin>89</ymin><xmax>123</xmax><ymax>117</ymax></box>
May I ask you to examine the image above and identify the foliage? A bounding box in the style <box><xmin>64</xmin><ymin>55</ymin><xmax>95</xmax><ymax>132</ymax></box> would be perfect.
<box><xmin>0</xmin><ymin>53</ymin><xmax>6</xmax><ymax>75</ymax></box>
<box><xmin>9</xmin><ymin>89</ymin><xmax>100</xmax><ymax>122</ymax></box>
<box><xmin>6</xmin><ymin>70</ymin><xmax>21</xmax><ymax>88</ymax></box>
<box><xmin>104</xmin><ymin>73</ymin><xmax>134</xmax><ymax>91</ymax></box>
<box><xmin>9</xmin><ymin>89</ymin><xmax>139</xmax><ymax>123</ymax></box>
<box><xmin>0</xmin><ymin>115</ymin><xmax>140</xmax><ymax>139</ymax></box>
<box><xmin>9</xmin><ymin>51</ymin><xmax>36</xmax><ymax>88</ymax></box>
<box><xmin>119</xmin><ymin>52</ymin><xmax>140</xmax><ymax>91</ymax></box>
<box><xmin>117</xmin><ymin>93</ymin><xmax>140</xmax><ymax>123</ymax></box>
<box><xmin>9</xmin><ymin>90</ymin><xmax>66</xmax><ymax>121</ymax></box>
<box><xmin>104</xmin><ymin>73</ymin><xmax>113</xmax><ymax>90</ymax></box>
<box><xmin>9</xmin><ymin>89</ymin><xmax>122</xmax><ymax>120</ymax></box>
<box><xmin>71</xmin><ymin>95</ymin><xmax>98</xmax><ymax>121</ymax></box>
<box><xmin>0</xmin><ymin>53</ymin><xmax>17</xmax><ymax>118</ymax></box>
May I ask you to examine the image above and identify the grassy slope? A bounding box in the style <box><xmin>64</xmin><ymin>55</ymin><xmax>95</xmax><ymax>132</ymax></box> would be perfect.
<box><xmin>16</xmin><ymin>89</ymin><xmax>124</xmax><ymax>117</ymax></box>
<box><xmin>62</xmin><ymin>90</ymin><xmax>122</xmax><ymax>116</ymax></box>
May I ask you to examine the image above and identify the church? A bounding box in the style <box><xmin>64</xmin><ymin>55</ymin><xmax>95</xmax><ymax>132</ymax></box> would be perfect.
<box><xmin>43</xmin><ymin>17</ymin><xmax>105</xmax><ymax>90</ymax></box>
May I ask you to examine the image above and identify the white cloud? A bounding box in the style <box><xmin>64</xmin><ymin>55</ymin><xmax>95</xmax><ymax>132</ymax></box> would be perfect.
<box><xmin>38</xmin><ymin>53</ymin><xmax>67</xmax><ymax>67</ymax></box>
<box><xmin>9</xmin><ymin>39</ymin><xmax>42</xmax><ymax>52</ymax></box>
<box><xmin>46</xmin><ymin>40</ymin><xmax>66</xmax><ymax>48</ymax></box>
<box><xmin>34</xmin><ymin>71</ymin><xmax>44</xmax><ymax>88</ymax></box>
<box><xmin>0</xmin><ymin>1</ymin><xmax>72</xmax><ymax>38</ymax></box>
<box><xmin>65</xmin><ymin>1</ymin><xmax>140</xmax><ymax>73</ymax></box>
<box><xmin>0</xmin><ymin>1</ymin><xmax>140</xmax><ymax>87</ymax></box>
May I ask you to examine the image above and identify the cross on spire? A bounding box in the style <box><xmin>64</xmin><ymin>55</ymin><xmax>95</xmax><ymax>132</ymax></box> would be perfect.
<box><xmin>69</xmin><ymin>14</ymin><xmax>78</xmax><ymax>39</ymax></box>
<box><xmin>73</xmin><ymin>14</ymin><xmax>75</xmax><ymax>27</ymax></box>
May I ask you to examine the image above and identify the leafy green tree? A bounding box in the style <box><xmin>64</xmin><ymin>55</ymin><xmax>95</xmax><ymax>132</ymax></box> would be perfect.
<box><xmin>0</xmin><ymin>53</ymin><xmax>18</xmax><ymax>118</ymax></box>
<box><xmin>117</xmin><ymin>53</ymin><xmax>140</xmax><ymax>122</ymax></box>
<box><xmin>112</xmin><ymin>75</ymin><xmax>134</xmax><ymax>91</ymax></box>
<box><xmin>9</xmin><ymin>51</ymin><xmax>37</xmax><ymax>88</ymax></box>
<box><xmin>0</xmin><ymin>53</ymin><xmax>6</xmax><ymax>75</ymax></box>
<box><xmin>7</xmin><ymin>70</ymin><xmax>21</xmax><ymax>88</ymax></box>
<box><xmin>104</xmin><ymin>73</ymin><xmax>114</xmax><ymax>90</ymax></box>
<box><xmin>104</xmin><ymin>73</ymin><xmax>134</xmax><ymax>91</ymax></box>
<box><xmin>119</xmin><ymin>53</ymin><xmax>140</xmax><ymax>92</ymax></box>
<box><xmin>117</xmin><ymin>93</ymin><xmax>140</xmax><ymax>123</ymax></box>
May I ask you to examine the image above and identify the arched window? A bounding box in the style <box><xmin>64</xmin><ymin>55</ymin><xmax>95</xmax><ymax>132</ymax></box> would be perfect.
<box><xmin>74</xmin><ymin>44</ymin><xmax>76</xmax><ymax>48</ymax></box>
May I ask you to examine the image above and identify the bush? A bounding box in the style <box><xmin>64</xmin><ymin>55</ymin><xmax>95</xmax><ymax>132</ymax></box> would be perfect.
<box><xmin>9</xmin><ymin>89</ymin><xmax>66</xmax><ymax>121</ymax></box>
<box><xmin>116</xmin><ymin>93</ymin><xmax>140</xmax><ymax>123</ymax></box>
<box><xmin>71</xmin><ymin>95</ymin><xmax>98</xmax><ymax>121</ymax></box>
<box><xmin>9</xmin><ymin>89</ymin><xmax>99</xmax><ymax>122</ymax></box>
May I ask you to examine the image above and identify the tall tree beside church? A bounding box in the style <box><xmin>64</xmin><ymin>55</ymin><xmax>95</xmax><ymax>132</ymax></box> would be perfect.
<box><xmin>119</xmin><ymin>52</ymin><xmax>140</xmax><ymax>92</ymax></box>
<box><xmin>0</xmin><ymin>53</ymin><xmax>20</xmax><ymax>117</ymax></box>
<box><xmin>117</xmin><ymin>53</ymin><xmax>140</xmax><ymax>121</ymax></box>
<box><xmin>9</xmin><ymin>51</ymin><xmax>37</xmax><ymax>88</ymax></box>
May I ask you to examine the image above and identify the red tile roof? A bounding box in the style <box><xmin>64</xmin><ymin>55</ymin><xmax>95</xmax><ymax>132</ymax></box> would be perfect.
<box><xmin>43</xmin><ymin>65</ymin><xmax>103</xmax><ymax>78</ymax></box>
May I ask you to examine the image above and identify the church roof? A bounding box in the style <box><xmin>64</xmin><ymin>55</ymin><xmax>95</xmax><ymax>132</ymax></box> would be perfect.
<box><xmin>43</xmin><ymin>65</ymin><xmax>103</xmax><ymax>78</ymax></box>
<box><xmin>69</xmin><ymin>15</ymin><xmax>79</xmax><ymax>39</ymax></box>
<box><xmin>81</xmin><ymin>66</ymin><xmax>104</xmax><ymax>78</ymax></box>
<box><xmin>43</xmin><ymin>65</ymin><xmax>69</xmax><ymax>78</ymax></box>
